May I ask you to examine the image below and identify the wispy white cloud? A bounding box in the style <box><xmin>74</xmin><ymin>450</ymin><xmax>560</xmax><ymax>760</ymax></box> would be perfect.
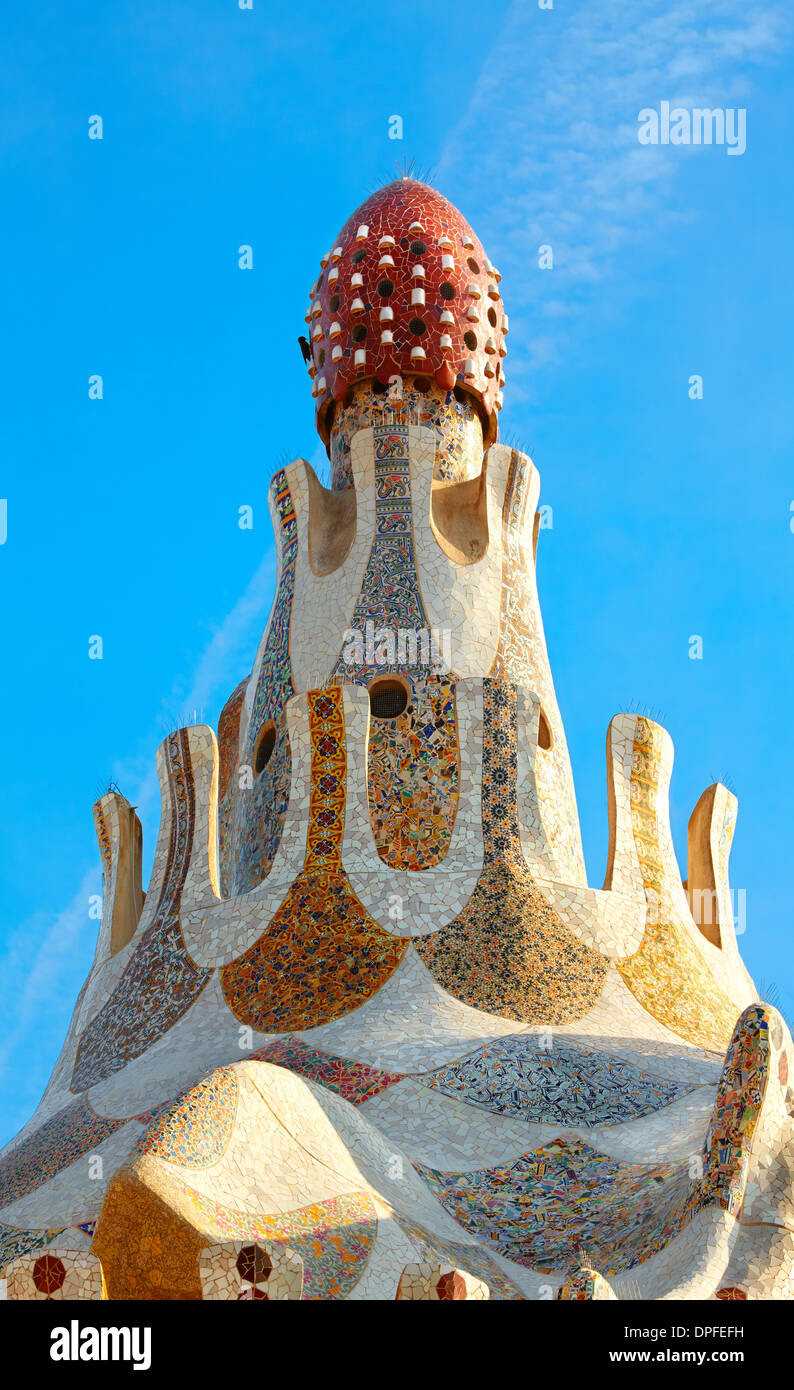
<box><xmin>0</xmin><ymin>870</ymin><xmax>100</xmax><ymax>1073</ymax></box>
<box><xmin>0</xmin><ymin>869</ymin><xmax>100</xmax><ymax>1135</ymax></box>
<box><xmin>437</xmin><ymin>0</ymin><xmax>789</xmax><ymax>380</ymax></box>
<box><xmin>0</xmin><ymin>538</ymin><xmax>279</xmax><ymax>1143</ymax></box>
<box><xmin>112</xmin><ymin>544</ymin><xmax>277</xmax><ymax>843</ymax></box>
<box><xmin>164</xmin><ymin>548</ymin><xmax>276</xmax><ymax>729</ymax></box>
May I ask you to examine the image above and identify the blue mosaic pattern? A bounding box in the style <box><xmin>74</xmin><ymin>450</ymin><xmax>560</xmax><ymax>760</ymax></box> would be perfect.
<box><xmin>231</xmin><ymin>469</ymin><xmax>297</xmax><ymax>895</ymax></box>
<box><xmin>229</xmin><ymin>711</ymin><xmax>292</xmax><ymax>896</ymax></box>
<box><xmin>331</xmin><ymin>425</ymin><xmax>438</xmax><ymax>684</ymax></box>
<box><xmin>0</xmin><ymin>1223</ymin><xmax>65</xmax><ymax>1275</ymax></box>
<box><xmin>136</xmin><ymin>1068</ymin><xmax>239</xmax><ymax>1169</ymax></box>
<box><xmin>415</xmin><ymin>1137</ymin><xmax>693</xmax><ymax>1276</ymax></box>
<box><xmin>248</xmin><ymin>470</ymin><xmax>298</xmax><ymax>735</ymax></box>
<box><xmin>415</xmin><ymin>1035</ymin><xmax>692</xmax><ymax>1126</ymax></box>
<box><xmin>0</xmin><ymin>1098</ymin><xmax>124</xmax><ymax>1209</ymax></box>
<box><xmin>72</xmin><ymin>730</ymin><xmax>212</xmax><ymax>1091</ymax></box>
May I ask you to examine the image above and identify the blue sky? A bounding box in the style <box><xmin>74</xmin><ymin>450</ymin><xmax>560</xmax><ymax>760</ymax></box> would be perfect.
<box><xmin>1</xmin><ymin>0</ymin><xmax>792</xmax><ymax>1146</ymax></box>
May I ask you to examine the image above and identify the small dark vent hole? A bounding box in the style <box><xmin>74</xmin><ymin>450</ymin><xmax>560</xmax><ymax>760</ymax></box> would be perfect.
<box><xmin>254</xmin><ymin>723</ymin><xmax>277</xmax><ymax>774</ymax></box>
<box><xmin>369</xmin><ymin>679</ymin><xmax>409</xmax><ymax>721</ymax></box>
<box><xmin>538</xmin><ymin>709</ymin><xmax>554</xmax><ymax>751</ymax></box>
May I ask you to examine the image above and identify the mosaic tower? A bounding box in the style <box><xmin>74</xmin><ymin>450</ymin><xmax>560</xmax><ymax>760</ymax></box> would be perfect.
<box><xmin>2</xmin><ymin>180</ymin><xmax>792</xmax><ymax>1302</ymax></box>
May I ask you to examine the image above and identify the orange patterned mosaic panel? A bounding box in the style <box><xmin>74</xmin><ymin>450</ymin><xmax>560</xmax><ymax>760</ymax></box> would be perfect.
<box><xmin>220</xmin><ymin>688</ymin><xmax>406</xmax><ymax>1032</ymax></box>
<box><xmin>367</xmin><ymin>677</ymin><xmax>459</xmax><ymax>871</ymax></box>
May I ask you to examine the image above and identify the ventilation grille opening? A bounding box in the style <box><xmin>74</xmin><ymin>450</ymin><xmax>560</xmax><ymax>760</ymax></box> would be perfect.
<box><xmin>369</xmin><ymin>678</ymin><xmax>409</xmax><ymax>721</ymax></box>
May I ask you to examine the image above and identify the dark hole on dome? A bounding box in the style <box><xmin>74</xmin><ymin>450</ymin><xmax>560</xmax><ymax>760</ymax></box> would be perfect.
<box><xmin>467</xmin><ymin>256</ymin><xmax>480</xmax><ymax>274</ymax></box>
<box><xmin>318</xmin><ymin>348</ymin><xmax>325</xmax><ymax>367</ymax></box>
<box><xmin>409</xmin><ymin>317</ymin><xmax>427</xmax><ymax>336</ymax></box>
<box><xmin>487</xmin><ymin>306</ymin><xmax>497</xmax><ymax>327</ymax></box>
<box><xmin>464</xmin><ymin>330</ymin><xmax>478</xmax><ymax>350</ymax></box>
<box><xmin>369</xmin><ymin>679</ymin><xmax>409</xmax><ymax>720</ymax></box>
<box><xmin>413</xmin><ymin>376</ymin><xmax>431</xmax><ymax>393</ymax></box>
<box><xmin>453</xmin><ymin>385</ymin><xmax>468</xmax><ymax>403</ymax></box>
<box><xmin>377</xmin><ymin>279</ymin><xmax>394</xmax><ymax>297</ymax></box>
<box><xmin>352</xmin><ymin>325</ymin><xmax>367</xmax><ymax>342</ymax></box>
<box><xmin>410</xmin><ymin>240</ymin><xmax>427</xmax><ymax>256</ymax></box>
<box><xmin>330</xmin><ymin>294</ymin><xmax>340</xmax><ymax>312</ymax></box>
<box><xmin>254</xmin><ymin>724</ymin><xmax>276</xmax><ymax>775</ymax></box>
<box><xmin>352</xmin><ymin>248</ymin><xmax>366</xmax><ymax>264</ymax></box>
<box><xmin>439</xmin><ymin>282</ymin><xmax>456</xmax><ymax>300</ymax></box>
<box><xmin>372</xmin><ymin>379</ymin><xmax>387</xmax><ymax>394</ymax></box>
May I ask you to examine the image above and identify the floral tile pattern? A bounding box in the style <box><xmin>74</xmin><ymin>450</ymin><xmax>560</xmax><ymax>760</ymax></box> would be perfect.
<box><xmin>176</xmin><ymin>1184</ymin><xmax>376</xmax><ymax>1300</ymax></box>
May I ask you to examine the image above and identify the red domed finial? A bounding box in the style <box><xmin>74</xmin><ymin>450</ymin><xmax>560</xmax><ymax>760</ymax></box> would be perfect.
<box><xmin>305</xmin><ymin>179</ymin><xmax>507</xmax><ymax>445</ymax></box>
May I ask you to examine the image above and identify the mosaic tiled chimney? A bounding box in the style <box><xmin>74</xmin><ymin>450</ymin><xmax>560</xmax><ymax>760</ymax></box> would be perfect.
<box><xmin>2</xmin><ymin>179</ymin><xmax>792</xmax><ymax>1303</ymax></box>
